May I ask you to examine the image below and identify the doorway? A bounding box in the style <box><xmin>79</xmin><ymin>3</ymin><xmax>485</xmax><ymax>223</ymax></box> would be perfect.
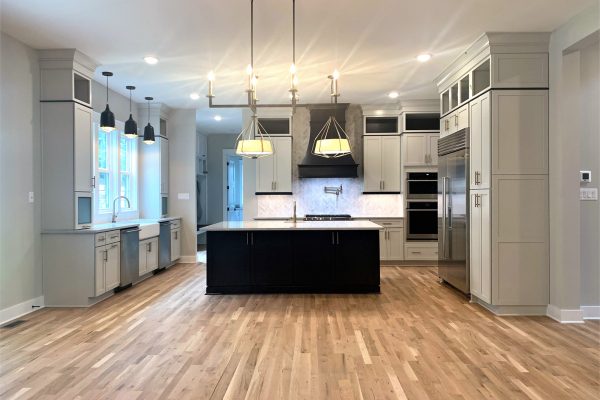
<box><xmin>223</xmin><ymin>150</ymin><xmax>243</xmax><ymax>221</ymax></box>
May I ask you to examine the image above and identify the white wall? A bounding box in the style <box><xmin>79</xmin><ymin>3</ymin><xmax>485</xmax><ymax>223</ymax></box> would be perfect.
<box><xmin>548</xmin><ymin>3</ymin><xmax>600</xmax><ymax>319</ymax></box>
<box><xmin>168</xmin><ymin>109</ymin><xmax>197</xmax><ymax>262</ymax></box>
<box><xmin>0</xmin><ymin>32</ymin><xmax>43</xmax><ymax>313</ymax></box>
<box><xmin>206</xmin><ymin>134</ymin><xmax>237</xmax><ymax>224</ymax></box>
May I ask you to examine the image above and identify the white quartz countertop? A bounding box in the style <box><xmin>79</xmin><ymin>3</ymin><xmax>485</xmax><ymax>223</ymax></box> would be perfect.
<box><xmin>205</xmin><ymin>220</ymin><xmax>382</xmax><ymax>231</ymax></box>
<box><xmin>42</xmin><ymin>217</ymin><xmax>181</xmax><ymax>234</ymax></box>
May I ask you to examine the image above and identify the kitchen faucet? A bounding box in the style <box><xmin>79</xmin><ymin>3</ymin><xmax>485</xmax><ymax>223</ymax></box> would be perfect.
<box><xmin>112</xmin><ymin>196</ymin><xmax>131</xmax><ymax>223</ymax></box>
<box><xmin>292</xmin><ymin>201</ymin><xmax>297</xmax><ymax>223</ymax></box>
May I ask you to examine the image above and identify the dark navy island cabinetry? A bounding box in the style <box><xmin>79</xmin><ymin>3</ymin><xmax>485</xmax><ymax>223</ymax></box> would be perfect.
<box><xmin>205</xmin><ymin>221</ymin><xmax>381</xmax><ymax>294</ymax></box>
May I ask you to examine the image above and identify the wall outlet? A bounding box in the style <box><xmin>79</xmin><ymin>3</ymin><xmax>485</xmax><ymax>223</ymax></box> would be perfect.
<box><xmin>177</xmin><ymin>192</ymin><xmax>190</xmax><ymax>200</ymax></box>
<box><xmin>28</xmin><ymin>192</ymin><xmax>34</xmax><ymax>203</ymax></box>
<box><xmin>580</xmin><ymin>188</ymin><xmax>598</xmax><ymax>201</ymax></box>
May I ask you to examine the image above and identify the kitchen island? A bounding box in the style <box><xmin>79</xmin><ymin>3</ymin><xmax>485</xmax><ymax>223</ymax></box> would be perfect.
<box><xmin>205</xmin><ymin>220</ymin><xmax>381</xmax><ymax>294</ymax></box>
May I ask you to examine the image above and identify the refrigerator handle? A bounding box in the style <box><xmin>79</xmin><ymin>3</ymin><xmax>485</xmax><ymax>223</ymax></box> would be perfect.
<box><xmin>441</xmin><ymin>177</ymin><xmax>447</xmax><ymax>259</ymax></box>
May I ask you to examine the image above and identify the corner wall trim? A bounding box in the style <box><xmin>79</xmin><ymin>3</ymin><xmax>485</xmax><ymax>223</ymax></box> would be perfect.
<box><xmin>581</xmin><ymin>306</ymin><xmax>600</xmax><ymax>320</ymax></box>
<box><xmin>0</xmin><ymin>296</ymin><xmax>45</xmax><ymax>326</ymax></box>
<box><xmin>178</xmin><ymin>256</ymin><xmax>197</xmax><ymax>264</ymax></box>
<box><xmin>546</xmin><ymin>304</ymin><xmax>584</xmax><ymax>323</ymax></box>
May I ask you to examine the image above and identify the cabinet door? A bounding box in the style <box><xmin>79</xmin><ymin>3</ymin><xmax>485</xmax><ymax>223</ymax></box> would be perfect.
<box><xmin>146</xmin><ymin>238</ymin><xmax>159</xmax><ymax>271</ymax></box>
<box><xmin>469</xmin><ymin>92</ymin><xmax>491</xmax><ymax>189</ymax></box>
<box><xmin>470</xmin><ymin>191</ymin><xmax>491</xmax><ymax>302</ymax></box>
<box><xmin>334</xmin><ymin>230</ymin><xmax>380</xmax><ymax>286</ymax></box>
<box><xmin>387</xmin><ymin>228</ymin><xmax>405</xmax><ymax>261</ymax></box>
<box><xmin>160</xmin><ymin>137</ymin><xmax>169</xmax><ymax>194</ymax></box>
<box><xmin>138</xmin><ymin>240</ymin><xmax>147</xmax><ymax>276</ymax></box>
<box><xmin>74</xmin><ymin>104</ymin><xmax>93</xmax><ymax>193</ymax></box>
<box><xmin>256</xmin><ymin>154</ymin><xmax>274</xmax><ymax>193</ymax></box>
<box><xmin>427</xmin><ymin>134</ymin><xmax>439</xmax><ymax>166</ymax></box>
<box><xmin>456</xmin><ymin>104</ymin><xmax>469</xmax><ymax>131</ymax></box>
<box><xmin>105</xmin><ymin>243</ymin><xmax>120</xmax><ymax>291</ymax></box>
<box><xmin>381</xmin><ymin>136</ymin><xmax>401</xmax><ymax>192</ymax></box>
<box><xmin>403</xmin><ymin>134</ymin><xmax>427</xmax><ymax>166</ymax></box>
<box><xmin>363</xmin><ymin>136</ymin><xmax>382</xmax><ymax>192</ymax></box>
<box><xmin>292</xmin><ymin>231</ymin><xmax>334</xmax><ymax>285</ymax></box>
<box><xmin>95</xmin><ymin>246</ymin><xmax>106</xmax><ymax>296</ymax></box>
<box><xmin>252</xmin><ymin>231</ymin><xmax>293</xmax><ymax>285</ymax></box>
<box><xmin>440</xmin><ymin>115</ymin><xmax>452</xmax><ymax>137</ymax></box>
<box><xmin>274</xmin><ymin>137</ymin><xmax>292</xmax><ymax>192</ymax></box>
<box><xmin>207</xmin><ymin>231</ymin><xmax>251</xmax><ymax>287</ymax></box>
<box><xmin>379</xmin><ymin>229</ymin><xmax>388</xmax><ymax>260</ymax></box>
<box><xmin>170</xmin><ymin>228</ymin><xmax>181</xmax><ymax>262</ymax></box>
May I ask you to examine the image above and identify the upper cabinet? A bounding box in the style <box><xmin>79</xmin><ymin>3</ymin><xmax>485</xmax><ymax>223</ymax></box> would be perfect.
<box><xmin>402</xmin><ymin>133</ymin><xmax>439</xmax><ymax>167</ymax></box>
<box><xmin>441</xmin><ymin>104</ymin><xmax>469</xmax><ymax>138</ymax></box>
<box><xmin>363</xmin><ymin>135</ymin><xmax>401</xmax><ymax>193</ymax></box>
<box><xmin>402</xmin><ymin>112</ymin><xmax>440</xmax><ymax>132</ymax></box>
<box><xmin>257</xmin><ymin>117</ymin><xmax>292</xmax><ymax>135</ymax></box>
<box><xmin>256</xmin><ymin>137</ymin><xmax>292</xmax><ymax>194</ymax></box>
<box><xmin>364</xmin><ymin>116</ymin><xmax>399</xmax><ymax>135</ymax></box>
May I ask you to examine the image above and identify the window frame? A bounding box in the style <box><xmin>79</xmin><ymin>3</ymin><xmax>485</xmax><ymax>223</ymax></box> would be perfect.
<box><xmin>92</xmin><ymin>112</ymin><xmax>139</xmax><ymax>223</ymax></box>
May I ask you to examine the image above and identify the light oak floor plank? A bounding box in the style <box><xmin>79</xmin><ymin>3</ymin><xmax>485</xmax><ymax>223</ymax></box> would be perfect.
<box><xmin>0</xmin><ymin>263</ymin><xmax>598</xmax><ymax>399</ymax></box>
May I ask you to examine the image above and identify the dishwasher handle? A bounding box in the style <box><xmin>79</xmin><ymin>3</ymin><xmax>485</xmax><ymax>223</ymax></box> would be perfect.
<box><xmin>122</xmin><ymin>228</ymin><xmax>141</xmax><ymax>233</ymax></box>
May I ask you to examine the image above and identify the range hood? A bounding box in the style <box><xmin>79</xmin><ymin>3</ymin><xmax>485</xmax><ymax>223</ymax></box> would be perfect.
<box><xmin>298</xmin><ymin>105</ymin><xmax>359</xmax><ymax>178</ymax></box>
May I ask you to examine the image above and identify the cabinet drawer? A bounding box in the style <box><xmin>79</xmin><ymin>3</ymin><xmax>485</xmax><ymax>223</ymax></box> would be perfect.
<box><xmin>95</xmin><ymin>233</ymin><xmax>107</xmax><ymax>247</ymax></box>
<box><xmin>404</xmin><ymin>244</ymin><xmax>438</xmax><ymax>260</ymax></box>
<box><xmin>106</xmin><ymin>230</ymin><xmax>120</xmax><ymax>244</ymax></box>
<box><xmin>170</xmin><ymin>219</ymin><xmax>181</xmax><ymax>230</ymax></box>
<box><xmin>371</xmin><ymin>219</ymin><xmax>403</xmax><ymax>228</ymax></box>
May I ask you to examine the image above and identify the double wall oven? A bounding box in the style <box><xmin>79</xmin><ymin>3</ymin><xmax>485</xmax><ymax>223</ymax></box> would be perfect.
<box><xmin>406</xmin><ymin>172</ymin><xmax>438</xmax><ymax>241</ymax></box>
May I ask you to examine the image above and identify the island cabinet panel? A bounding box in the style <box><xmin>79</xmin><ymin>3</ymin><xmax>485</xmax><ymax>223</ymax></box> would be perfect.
<box><xmin>292</xmin><ymin>231</ymin><xmax>334</xmax><ymax>286</ymax></box>
<box><xmin>207</xmin><ymin>231</ymin><xmax>251</xmax><ymax>287</ymax></box>
<box><xmin>334</xmin><ymin>230</ymin><xmax>380</xmax><ymax>286</ymax></box>
<box><xmin>251</xmin><ymin>231</ymin><xmax>293</xmax><ymax>285</ymax></box>
<box><xmin>206</xmin><ymin>229</ymin><xmax>380</xmax><ymax>293</ymax></box>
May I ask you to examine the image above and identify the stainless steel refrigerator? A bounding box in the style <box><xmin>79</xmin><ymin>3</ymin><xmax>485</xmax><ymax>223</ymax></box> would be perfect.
<box><xmin>438</xmin><ymin>128</ymin><xmax>470</xmax><ymax>294</ymax></box>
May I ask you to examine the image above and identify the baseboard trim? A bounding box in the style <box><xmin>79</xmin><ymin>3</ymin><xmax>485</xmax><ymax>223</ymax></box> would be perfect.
<box><xmin>0</xmin><ymin>296</ymin><xmax>45</xmax><ymax>326</ymax></box>
<box><xmin>546</xmin><ymin>304</ymin><xmax>584</xmax><ymax>323</ymax></box>
<box><xmin>581</xmin><ymin>306</ymin><xmax>600</xmax><ymax>320</ymax></box>
<box><xmin>471</xmin><ymin>296</ymin><xmax>548</xmax><ymax>316</ymax></box>
<box><xmin>179</xmin><ymin>255</ymin><xmax>197</xmax><ymax>264</ymax></box>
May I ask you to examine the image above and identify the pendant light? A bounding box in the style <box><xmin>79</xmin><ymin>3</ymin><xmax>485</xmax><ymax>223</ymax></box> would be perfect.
<box><xmin>100</xmin><ymin>71</ymin><xmax>116</xmax><ymax>132</ymax></box>
<box><xmin>143</xmin><ymin>97</ymin><xmax>155</xmax><ymax>145</ymax></box>
<box><xmin>234</xmin><ymin>0</ymin><xmax>273</xmax><ymax>158</ymax></box>
<box><xmin>313</xmin><ymin>70</ymin><xmax>352</xmax><ymax>158</ymax></box>
<box><xmin>289</xmin><ymin>0</ymin><xmax>299</xmax><ymax>105</ymax></box>
<box><xmin>124</xmin><ymin>85</ymin><xmax>138</xmax><ymax>138</ymax></box>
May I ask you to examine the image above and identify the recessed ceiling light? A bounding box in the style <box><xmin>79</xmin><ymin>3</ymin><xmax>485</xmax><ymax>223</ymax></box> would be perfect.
<box><xmin>417</xmin><ymin>53</ymin><xmax>432</xmax><ymax>63</ymax></box>
<box><xmin>190</xmin><ymin>92</ymin><xmax>200</xmax><ymax>100</ymax></box>
<box><xmin>388</xmin><ymin>91</ymin><xmax>399</xmax><ymax>99</ymax></box>
<box><xmin>144</xmin><ymin>56</ymin><xmax>159</xmax><ymax>65</ymax></box>
<box><xmin>214</xmin><ymin>115</ymin><xmax>222</xmax><ymax>121</ymax></box>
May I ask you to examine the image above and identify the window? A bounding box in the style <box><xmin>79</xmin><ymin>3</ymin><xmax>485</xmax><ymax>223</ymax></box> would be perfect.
<box><xmin>93</xmin><ymin>113</ymin><xmax>138</xmax><ymax>221</ymax></box>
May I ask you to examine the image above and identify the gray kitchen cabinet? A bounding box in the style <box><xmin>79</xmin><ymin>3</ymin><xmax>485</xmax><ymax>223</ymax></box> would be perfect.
<box><xmin>94</xmin><ymin>231</ymin><xmax>121</xmax><ymax>296</ymax></box>
<box><xmin>74</xmin><ymin>104</ymin><xmax>94</xmax><ymax>193</ymax></box>
<box><xmin>469</xmin><ymin>92</ymin><xmax>491</xmax><ymax>189</ymax></box>
<box><xmin>256</xmin><ymin>137</ymin><xmax>292</xmax><ymax>194</ymax></box>
<box><xmin>139</xmin><ymin>237</ymin><xmax>159</xmax><ymax>276</ymax></box>
<box><xmin>363</xmin><ymin>136</ymin><xmax>401</xmax><ymax>193</ymax></box>
<box><xmin>170</xmin><ymin>228</ymin><xmax>181</xmax><ymax>262</ymax></box>
<box><xmin>441</xmin><ymin>104</ymin><xmax>469</xmax><ymax>137</ymax></box>
<box><xmin>160</xmin><ymin>137</ymin><xmax>169</xmax><ymax>194</ymax></box>
<box><xmin>470</xmin><ymin>190</ymin><xmax>491</xmax><ymax>303</ymax></box>
<box><xmin>402</xmin><ymin>133</ymin><xmax>439</xmax><ymax>167</ymax></box>
<box><xmin>372</xmin><ymin>219</ymin><xmax>404</xmax><ymax>261</ymax></box>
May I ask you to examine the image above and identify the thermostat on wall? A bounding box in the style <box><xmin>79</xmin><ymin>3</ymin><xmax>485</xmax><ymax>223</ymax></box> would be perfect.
<box><xmin>581</xmin><ymin>171</ymin><xmax>592</xmax><ymax>183</ymax></box>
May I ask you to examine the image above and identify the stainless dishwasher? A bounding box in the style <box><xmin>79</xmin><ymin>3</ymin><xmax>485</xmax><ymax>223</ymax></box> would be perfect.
<box><xmin>116</xmin><ymin>227</ymin><xmax>140</xmax><ymax>291</ymax></box>
<box><xmin>158</xmin><ymin>221</ymin><xmax>171</xmax><ymax>270</ymax></box>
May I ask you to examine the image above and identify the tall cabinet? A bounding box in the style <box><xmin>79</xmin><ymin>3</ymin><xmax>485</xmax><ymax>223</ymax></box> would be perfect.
<box><xmin>436</xmin><ymin>32</ymin><xmax>550</xmax><ymax>311</ymax></box>
<box><xmin>39</xmin><ymin>49</ymin><xmax>98</xmax><ymax>230</ymax></box>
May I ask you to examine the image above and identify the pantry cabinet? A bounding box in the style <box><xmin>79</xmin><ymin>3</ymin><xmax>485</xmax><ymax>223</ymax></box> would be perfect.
<box><xmin>363</xmin><ymin>136</ymin><xmax>401</xmax><ymax>193</ymax></box>
<box><xmin>469</xmin><ymin>190</ymin><xmax>491</xmax><ymax>303</ymax></box>
<box><xmin>402</xmin><ymin>133</ymin><xmax>439</xmax><ymax>167</ymax></box>
<box><xmin>256</xmin><ymin>137</ymin><xmax>292</xmax><ymax>194</ymax></box>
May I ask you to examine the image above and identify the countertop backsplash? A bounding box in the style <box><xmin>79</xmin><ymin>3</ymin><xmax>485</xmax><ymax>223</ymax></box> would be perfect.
<box><xmin>257</xmin><ymin>178</ymin><xmax>403</xmax><ymax>218</ymax></box>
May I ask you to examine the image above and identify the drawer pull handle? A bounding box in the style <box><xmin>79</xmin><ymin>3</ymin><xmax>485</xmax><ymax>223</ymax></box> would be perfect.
<box><xmin>98</xmin><ymin>237</ymin><xmax>105</xmax><ymax>241</ymax></box>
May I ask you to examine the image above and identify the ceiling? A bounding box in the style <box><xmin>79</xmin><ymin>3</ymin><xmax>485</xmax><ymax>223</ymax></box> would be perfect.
<box><xmin>1</xmin><ymin>0</ymin><xmax>594</xmax><ymax>134</ymax></box>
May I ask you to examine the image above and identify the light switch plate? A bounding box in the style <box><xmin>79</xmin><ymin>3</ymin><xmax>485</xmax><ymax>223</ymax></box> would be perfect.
<box><xmin>580</xmin><ymin>188</ymin><xmax>598</xmax><ymax>201</ymax></box>
<box><xmin>177</xmin><ymin>192</ymin><xmax>190</xmax><ymax>200</ymax></box>
<box><xmin>28</xmin><ymin>192</ymin><xmax>34</xmax><ymax>203</ymax></box>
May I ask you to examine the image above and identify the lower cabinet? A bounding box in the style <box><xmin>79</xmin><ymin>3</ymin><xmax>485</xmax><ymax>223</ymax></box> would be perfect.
<box><xmin>139</xmin><ymin>237</ymin><xmax>159</xmax><ymax>276</ymax></box>
<box><xmin>95</xmin><ymin>236</ymin><xmax>120</xmax><ymax>296</ymax></box>
<box><xmin>404</xmin><ymin>242</ymin><xmax>438</xmax><ymax>260</ymax></box>
<box><xmin>170</xmin><ymin>227</ymin><xmax>181</xmax><ymax>262</ymax></box>
<box><xmin>206</xmin><ymin>230</ymin><xmax>380</xmax><ymax>293</ymax></box>
<box><xmin>373</xmin><ymin>219</ymin><xmax>404</xmax><ymax>261</ymax></box>
<box><xmin>470</xmin><ymin>190</ymin><xmax>491</xmax><ymax>303</ymax></box>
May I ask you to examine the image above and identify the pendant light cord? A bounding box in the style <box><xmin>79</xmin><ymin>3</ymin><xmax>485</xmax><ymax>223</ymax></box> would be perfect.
<box><xmin>129</xmin><ymin>89</ymin><xmax>132</xmax><ymax>113</ymax></box>
<box><xmin>250</xmin><ymin>0</ymin><xmax>254</xmax><ymax>69</ymax></box>
<box><xmin>292</xmin><ymin>0</ymin><xmax>295</xmax><ymax>65</ymax></box>
<box><xmin>106</xmin><ymin>75</ymin><xmax>109</xmax><ymax>103</ymax></box>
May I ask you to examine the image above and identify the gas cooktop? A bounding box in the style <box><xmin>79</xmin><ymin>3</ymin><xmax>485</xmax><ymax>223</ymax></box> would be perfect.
<box><xmin>304</xmin><ymin>214</ymin><xmax>352</xmax><ymax>221</ymax></box>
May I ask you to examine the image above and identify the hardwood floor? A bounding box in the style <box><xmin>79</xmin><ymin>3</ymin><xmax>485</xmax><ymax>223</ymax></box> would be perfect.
<box><xmin>1</xmin><ymin>263</ymin><xmax>598</xmax><ymax>399</ymax></box>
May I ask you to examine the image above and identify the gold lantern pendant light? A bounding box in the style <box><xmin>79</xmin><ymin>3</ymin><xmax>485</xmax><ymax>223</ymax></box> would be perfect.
<box><xmin>313</xmin><ymin>70</ymin><xmax>352</xmax><ymax>158</ymax></box>
<box><xmin>234</xmin><ymin>0</ymin><xmax>273</xmax><ymax>159</ymax></box>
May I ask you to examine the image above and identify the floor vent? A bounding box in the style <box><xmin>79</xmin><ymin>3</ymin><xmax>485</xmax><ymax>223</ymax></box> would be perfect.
<box><xmin>1</xmin><ymin>319</ymin><xmax>27</xmax><ymax>329</ymax></box>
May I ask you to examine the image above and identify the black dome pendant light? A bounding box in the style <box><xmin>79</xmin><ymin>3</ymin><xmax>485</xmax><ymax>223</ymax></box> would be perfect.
<box><xmin>124</xmin><ymin>85</ymin><xmax>138</xmax><ymax>138</ymax></box>
<box><xmin>100</xmin><ymin>71</ymin><xmax>116</xmax><ymax>132</ymax></box>
<box><xmin>143</xmin><ymin>96</ymin><xmax>155</xmax><ymax>144</ymax></box>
